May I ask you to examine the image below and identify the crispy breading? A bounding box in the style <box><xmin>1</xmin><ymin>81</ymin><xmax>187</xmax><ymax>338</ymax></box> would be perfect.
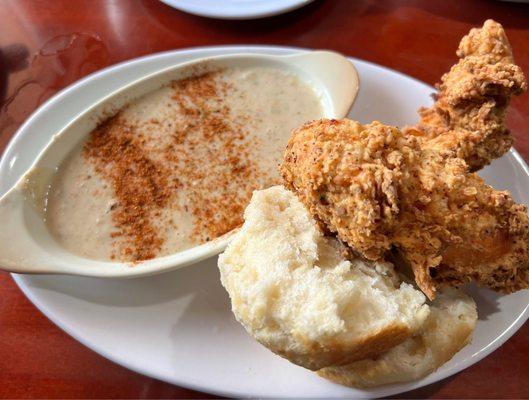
<box><xmin>281</xmin><ymin>20</ymin><xmax>529</xmax><ymax>299</ymax></box>
<box><xmin>281</xmin><ymin>119</ymin><xmax>529</xmax><ymax>299</ymax></box>
<box><xmin>413</xmin><ymin>19</ymin><xmax>526</xmax><ymax>171</ymax></box>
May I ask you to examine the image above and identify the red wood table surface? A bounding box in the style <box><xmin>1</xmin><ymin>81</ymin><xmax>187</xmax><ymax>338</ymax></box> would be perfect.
<box><xmin>2</xmin><ymin>0</ymin><xmax>529</xmax><ymax>398</ymax></box>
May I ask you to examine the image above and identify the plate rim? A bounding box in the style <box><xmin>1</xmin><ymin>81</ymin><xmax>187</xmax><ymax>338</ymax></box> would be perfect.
<box><xmin>158</xmin><ymin>0</ymin><xmax>315</xmax><ymax>20</ymax></box>
<box><xmin>4</xmin><ymin>45</ymin><xmax>529</xmax><ymax>398</ymax></box>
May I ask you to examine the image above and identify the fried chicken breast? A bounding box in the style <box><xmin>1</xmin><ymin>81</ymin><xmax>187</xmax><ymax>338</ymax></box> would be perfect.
<box><xmin>413</xmin><ymin>19</ymin><xmax>527</xmax><ymax>171</ymax></box>
<box><xmin>281</xmin><ymin>119</ymin><xmax>529</xmax><ymax>299</ymax></box>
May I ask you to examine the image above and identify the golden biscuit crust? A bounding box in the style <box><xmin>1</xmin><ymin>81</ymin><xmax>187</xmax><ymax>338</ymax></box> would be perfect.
<box><xmin>318</xmin><ymin>288</ymin><xmax>477</xmax><ymax>388</ymax></box>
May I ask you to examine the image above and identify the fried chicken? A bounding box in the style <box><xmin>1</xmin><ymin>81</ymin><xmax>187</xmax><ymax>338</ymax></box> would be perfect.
<box><xmin>411</xmin><ymin>19</ymin><xmax>526</xmax><ymax>171</ymax></box>
<box><xmin>281</xmin><ymin>119</ymin><xmax>529</xmax><ymax>299</ymax></box>
<box><xmin>280</xmin><ymin>20</ymin><xmax>529</xmax><ymax>299</ymax></box>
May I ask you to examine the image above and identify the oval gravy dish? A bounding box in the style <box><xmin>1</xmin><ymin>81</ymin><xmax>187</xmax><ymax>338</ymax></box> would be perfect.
<box><xmin>0</xmin><ymin>50</ymin><xmax>359</xmax><ymax>278</ymax></box>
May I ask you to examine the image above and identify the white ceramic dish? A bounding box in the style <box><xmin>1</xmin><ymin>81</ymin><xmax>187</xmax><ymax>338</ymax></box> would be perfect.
<box><xmin>159</xmin><ymin>0</ymin><xmax>314</xmax><ymax>19</ymax></box>
<box><xmin>3</xmin><ymin>46</ymin><xmax>529</xmax><ymax>398</ymax></box>
<box><xmin>0</xmin><ymin>50</ymin><xmax>358</xmax><ymax>278</ymax></box>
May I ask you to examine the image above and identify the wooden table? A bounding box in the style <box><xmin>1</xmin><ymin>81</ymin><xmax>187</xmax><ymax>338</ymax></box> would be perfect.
<box><xmin>1</xmin><ymin>0</ymin><xmax>529</xmax><ymax>398</ymax></box>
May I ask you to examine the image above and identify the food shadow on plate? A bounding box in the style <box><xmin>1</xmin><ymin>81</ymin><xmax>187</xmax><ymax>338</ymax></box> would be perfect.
<box><xmin>390</xmin><ymin>249</ymin><xmax>500</xmax><ymax>322</ymax></box>
<box><xmin>20</xmin><ymin>248</ymin><xmax>501</xmax><ymax>325</ymax></box>
<box><xmin>21</xmin><ymin>255</ymin><xmax>229</xmax><ymax>308</ymax></box>
<box><xmin>463</xmin><ymin>284</ymin><xmax>501</xmax><ymax>321</ymax></box>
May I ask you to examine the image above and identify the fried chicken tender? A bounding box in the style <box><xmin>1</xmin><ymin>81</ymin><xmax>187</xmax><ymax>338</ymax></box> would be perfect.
<box><xmin>413</xmin><ymin>19</ymin><xmax>526</xmax><ymax>171</ymax></box>
<box><xmin>281</xmin><ymin>119</ymin><xmax>529</xmax><ymax>299</ymax></box>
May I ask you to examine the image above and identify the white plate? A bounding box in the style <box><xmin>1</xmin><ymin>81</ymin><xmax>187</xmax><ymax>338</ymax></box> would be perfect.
<box><xmin>159</xmin><ymin>0</ymin><xmax>314</xmax><ymax>19</ymax></box>
<box><xmin>2</xmin><ymin>46</ymin><xmax>529</xmax><ymax>398</ymax></box>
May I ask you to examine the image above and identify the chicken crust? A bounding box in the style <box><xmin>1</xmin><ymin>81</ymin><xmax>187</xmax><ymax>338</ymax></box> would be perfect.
<box><xmin>281</xmin><ymin>119</ymin><xmax>529</xmax><ymax>299</ymax></box>
<box><xmin>413</xmin><ymin>19</ymin><xmax>527</xmax><ymax>171</ymax></box>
